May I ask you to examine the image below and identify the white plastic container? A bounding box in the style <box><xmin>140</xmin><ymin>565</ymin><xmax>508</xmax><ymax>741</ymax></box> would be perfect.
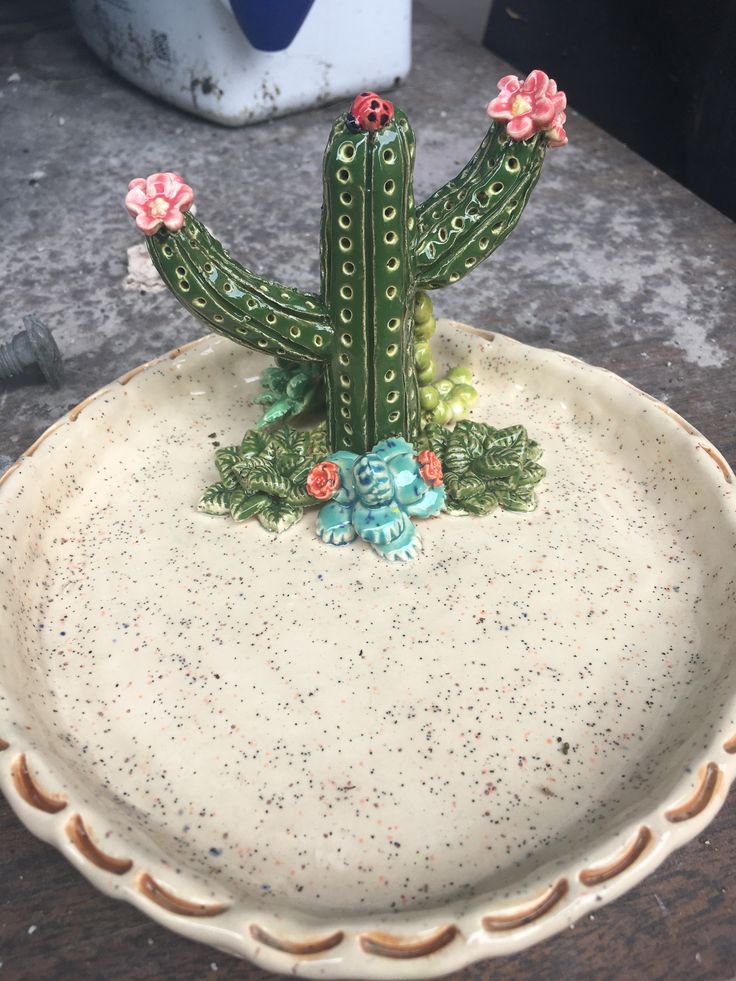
<box><xmin>70</xmin><ymin>0</ymin><xmax>412</xmax><ymax>127</ymax></box>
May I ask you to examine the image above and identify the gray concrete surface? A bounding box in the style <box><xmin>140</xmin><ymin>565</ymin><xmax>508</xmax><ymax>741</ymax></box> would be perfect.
<box><xmin>422</xmin><ymin>0</ymin><xmax>493</xmax><ymax>42</ymax></box>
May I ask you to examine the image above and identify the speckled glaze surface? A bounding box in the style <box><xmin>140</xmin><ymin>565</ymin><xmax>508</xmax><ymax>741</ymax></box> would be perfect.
<box><xmin>1</xmin><ymin>321</ymin><xmax>735</xmax><ymax>978</ymax></box>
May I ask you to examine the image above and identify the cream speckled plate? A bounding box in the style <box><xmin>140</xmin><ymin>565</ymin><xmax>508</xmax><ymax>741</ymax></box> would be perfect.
<box><xmin>1</xmin><ymin>322</ymin><xmax>735</xmax><ymax>978</ymax></box>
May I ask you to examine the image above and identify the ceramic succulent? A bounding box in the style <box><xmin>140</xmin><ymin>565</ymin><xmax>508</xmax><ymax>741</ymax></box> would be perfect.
<box><xmin>306</xmin><ymin>437</ymin><xmax>445</xmax><ymax>561</ymax></box>
<box><xmin>252</xmin><ymin>357</ymin><xmax>324</xmax><ymax>429</ymax></box>
<box><xmin>198</xmin><ymin>423</ymin><xmax>328</xmax><ymax>533</ymax></box>
<box><xmin>421</xmin><ymin>420</ymin><xmax>546</xmax><ymax>514</ymax></box>
<box><xmin>126</xmin><ymin>70</ymin><xmax>566</xmax><ymax>457</ymax></box>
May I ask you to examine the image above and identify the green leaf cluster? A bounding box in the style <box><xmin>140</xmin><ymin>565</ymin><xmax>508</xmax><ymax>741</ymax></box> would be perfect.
<box><xmin>421</xmin><ymin>420</ymin><xmax>546</xmax><ymax>515</ymax></box>
<box><xmin>197</xmin><ymin>423</ymin><xmax>329</xmax><ymax>534</ymax></box>
<box><xmin>252</xmin><ymin>357</ymin><xmax>325</xmax><ymax>429</ymax></box>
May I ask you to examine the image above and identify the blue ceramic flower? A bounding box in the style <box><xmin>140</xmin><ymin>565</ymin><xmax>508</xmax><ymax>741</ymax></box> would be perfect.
<box><xmin>306</xmin><ymin>437</ymin><xmax>445</xmax><ymax>561</ymax></box>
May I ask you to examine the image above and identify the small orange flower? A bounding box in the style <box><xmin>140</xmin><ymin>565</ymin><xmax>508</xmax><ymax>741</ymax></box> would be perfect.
<box><xmin>306</xmin><ymin>460</ymin><xmax>341</xmax><ymax>500</ymax></box>
<box><xmin>417</xmin><ymin>450</ymin><xmax>443</xmax><ymax>487</ymax></box>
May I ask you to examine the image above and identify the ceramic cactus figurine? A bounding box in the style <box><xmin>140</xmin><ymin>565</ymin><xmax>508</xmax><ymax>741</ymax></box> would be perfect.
<box><xmin>126</xmin><ymin>71</ymin><xmax>566</xmax><ymax>560</ymax></box>
<box><xmin>126</xmin><ymin>71</ymin><xmax>567</xmax><ymax>458</ymax></box>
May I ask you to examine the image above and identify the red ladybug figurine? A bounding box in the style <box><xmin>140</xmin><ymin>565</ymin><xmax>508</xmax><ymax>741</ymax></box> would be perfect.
<box><xmin>346</xmin><ymin>92</ymin><xmax>394</xmax><ymax>133</ymax></box>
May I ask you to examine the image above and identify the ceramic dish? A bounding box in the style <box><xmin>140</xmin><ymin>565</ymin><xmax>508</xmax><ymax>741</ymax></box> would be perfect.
<box><xmin>1</xmin><ymin>322</ymin><xmax>735</xmax><ymax>979</ymax></box>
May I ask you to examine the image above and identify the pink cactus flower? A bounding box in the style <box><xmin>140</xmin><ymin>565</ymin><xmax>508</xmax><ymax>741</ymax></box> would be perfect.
<box><xmin>125</xmin><ymin>172</ymin><xmax>194</xmax><ymax>235</ymax></box>
<box><xmin>544</xmin><ymin>109</ymin><xmax>568</xmax><ymax>148</ymax></box>
<box><xmin>487</xmin><ymin>70</ymin><xmax>568</xmax><ymax>146</ymax></box>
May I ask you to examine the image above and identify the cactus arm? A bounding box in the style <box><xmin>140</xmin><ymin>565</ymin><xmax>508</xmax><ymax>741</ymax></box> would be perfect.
<box><xmin>147</xmin><ymin>214</ymin><xmax>332</xmax><ymax>362</ymax></box>
<box><xmin>414</xmin><ymin>124</ymin><xmax>546</xmax><ymax>291</ymax></box>
<box><xmin>415</xmin><ymin>123</ymin><xmax>498</xmax><ymax>228</ymax></box>
<box><xmin>185</xmin><ymin>217</ymin><xmax>327</xmax><ymax>324</ymax></box>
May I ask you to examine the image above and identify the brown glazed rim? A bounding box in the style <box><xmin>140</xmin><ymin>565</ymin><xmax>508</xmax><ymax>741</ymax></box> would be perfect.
<box><xmin>0</xmin><ymin>327</ymin><xmax>735</xmax><ymax>979</ymax></box>
<box><xmin>2</xmin><ymin>739</ymin><xmax>729</xmax><ymax>961</ymax></box>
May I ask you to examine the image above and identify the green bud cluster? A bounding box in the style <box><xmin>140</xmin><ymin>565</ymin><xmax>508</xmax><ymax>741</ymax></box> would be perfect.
<box><xmin>413</xmin><ymin>291</ymin><xmax>479</xmax><ymax>427</ymax></box>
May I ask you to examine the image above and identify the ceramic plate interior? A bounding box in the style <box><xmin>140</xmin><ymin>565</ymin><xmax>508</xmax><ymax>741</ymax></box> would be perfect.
<box><xmin>1</xmin><ymin>322</ymin><xmax>735</xmax><ymax>979</ymax></box>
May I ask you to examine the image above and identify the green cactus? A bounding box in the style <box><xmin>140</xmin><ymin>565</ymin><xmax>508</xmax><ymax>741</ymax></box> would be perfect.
<box><xmin>251</xmin><ymin>291</ymin><xmax>461</xmax><ymax>432</ymax></box>
<box><xmin>133</xmin><ymin>86</ymin><xmax>559</xmax><ymax>456</ymax></box>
